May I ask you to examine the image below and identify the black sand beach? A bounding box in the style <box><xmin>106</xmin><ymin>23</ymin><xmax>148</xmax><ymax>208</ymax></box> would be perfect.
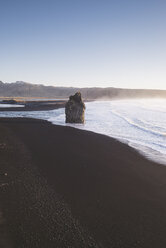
<box><xmin>0</xmin><ymin>100</ymin><xmax>66</xmax><ymax>112</ymax></box>
<box><xmin>0</xmin><ymin>118</ymin><xmax>166</xmax><ymax>247</ymax></box>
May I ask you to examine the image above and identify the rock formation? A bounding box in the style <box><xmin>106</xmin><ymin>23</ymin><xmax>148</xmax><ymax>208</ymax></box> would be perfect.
<box><xmin>65</xmin><ymin>92</ymin><xmax>85</xmax><ymax>123</ymax></box>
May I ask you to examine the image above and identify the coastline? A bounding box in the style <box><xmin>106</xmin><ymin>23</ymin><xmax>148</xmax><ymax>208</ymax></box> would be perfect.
<box><xmin>0</xmin><ymin>100</ymin><xmax>66</xmax><ymax>112</ymax></box>
<box><xmin>1</xmin><ymin>117</ymin><xmax>166</xmax><ymax>247</ymax></box>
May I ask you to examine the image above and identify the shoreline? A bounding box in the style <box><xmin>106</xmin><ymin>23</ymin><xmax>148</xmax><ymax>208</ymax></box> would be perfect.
<box><xmin>0</xmin><ymin>100</ymin><xmax>66</xmax><ymax>112</ymax></box>
<box><xmin>1</xmin><ymin>98</ymin><xmax>164</xmax><ymax>167</ymax></box>
<box><xmin>1</xmin><ymin>113</ymin><xmax>164</xmax><ymax>166</ymax></box>
<box><xmin>1</xmin><ymin>117</ymin><xmax>166</xmax><ymax>247</ymax></box>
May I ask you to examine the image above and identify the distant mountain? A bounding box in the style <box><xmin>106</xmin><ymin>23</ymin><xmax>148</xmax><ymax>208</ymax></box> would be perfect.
<box><xmin>0</xmin><ymin>81</ymin><xmax>166</xmax><ymax>99</ymax></box>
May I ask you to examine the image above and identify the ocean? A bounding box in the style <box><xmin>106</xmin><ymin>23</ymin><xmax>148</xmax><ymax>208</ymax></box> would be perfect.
<box><xmin>0</xmin><ymin>99</ymin><xmax>166</xmax><ymax>165</ymax></box>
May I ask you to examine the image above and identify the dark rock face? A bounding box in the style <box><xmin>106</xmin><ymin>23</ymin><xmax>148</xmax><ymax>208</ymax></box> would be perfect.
<box><xmin>65</xmin><ymin>92</ymin><xmax>85</xmax><ymax>123</ymax></box>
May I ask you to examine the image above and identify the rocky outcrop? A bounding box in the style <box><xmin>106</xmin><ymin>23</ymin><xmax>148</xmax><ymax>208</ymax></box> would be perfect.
<box><xmin>65</xmin><ymin>92</ymin><xmax>85</xmax><ymax>123</ymax></box>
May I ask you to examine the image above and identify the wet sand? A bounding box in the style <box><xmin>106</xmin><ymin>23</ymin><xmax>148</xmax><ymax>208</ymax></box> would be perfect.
<box><xmin>0</xmin><ymin>100</ymin><xmax>66</xmax><ymax>112</ymax></box>
<box><xmin>0</xmin><ymin>118</ymin><xmax>166</xmax><ymax>247</ymax></box>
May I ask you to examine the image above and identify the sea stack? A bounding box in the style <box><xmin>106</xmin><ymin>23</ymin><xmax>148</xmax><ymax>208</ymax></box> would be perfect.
<box><xmin>65</xmin><ymin>92</ymin><xmax>85</xmax><ymax>123</ymax></box>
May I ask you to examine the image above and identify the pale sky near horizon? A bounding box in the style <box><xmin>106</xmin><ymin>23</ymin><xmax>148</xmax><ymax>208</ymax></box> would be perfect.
<box><xmin>0</xmin><ymin>0</ymin><xmax>166</xmax><ymax>89</ymax></box>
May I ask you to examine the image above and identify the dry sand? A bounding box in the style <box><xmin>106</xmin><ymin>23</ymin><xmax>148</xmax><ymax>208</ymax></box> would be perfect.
<box><xmin>0</xmin><ymin>118</ymin><xmax>166</xmax><ymax>247</ymax></box>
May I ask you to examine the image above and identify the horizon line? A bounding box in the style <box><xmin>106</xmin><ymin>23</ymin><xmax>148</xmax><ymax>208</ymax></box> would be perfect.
<box><xmin>1</xmin><ymin>80</ymin><xmax>166</xmax><ymax>91</ymax></box>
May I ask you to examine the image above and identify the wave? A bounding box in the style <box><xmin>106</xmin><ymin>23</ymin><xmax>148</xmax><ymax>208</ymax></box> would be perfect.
<box><xmin>111</xmin><ymin>109</ymin><xmax>166</xmax><ymax>138</ymax></box>
<box><xmin>0</xmin><ymin>99</ymin><xmax>166</xmax><ymax>165</ymax></box>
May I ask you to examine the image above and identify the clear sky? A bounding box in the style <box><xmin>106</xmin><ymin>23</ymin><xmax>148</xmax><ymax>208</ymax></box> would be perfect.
<box><xmin>0</xmin><ymin>0</ymin><xmax>166</xmax><ymax>89</ymax></box>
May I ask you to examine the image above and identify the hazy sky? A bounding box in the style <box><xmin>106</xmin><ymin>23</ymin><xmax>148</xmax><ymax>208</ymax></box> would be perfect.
<box><xmin>0</xmin><ymin>0</ymin><xmax>166</xmax><ymax>89</ymax></box>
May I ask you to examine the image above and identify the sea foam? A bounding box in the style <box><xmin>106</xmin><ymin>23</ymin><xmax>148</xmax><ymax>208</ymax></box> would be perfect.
<box><xmin>0</xmin><ymin>99</ymin><xmax>166</xmax><ymax>165</ymax></box>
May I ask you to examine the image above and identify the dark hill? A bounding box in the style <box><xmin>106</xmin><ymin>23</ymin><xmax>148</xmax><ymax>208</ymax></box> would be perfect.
<box><xmin>0</xmin><ymin>81</ymin><xmax>166</xmax><ymax>99</ymax></box>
